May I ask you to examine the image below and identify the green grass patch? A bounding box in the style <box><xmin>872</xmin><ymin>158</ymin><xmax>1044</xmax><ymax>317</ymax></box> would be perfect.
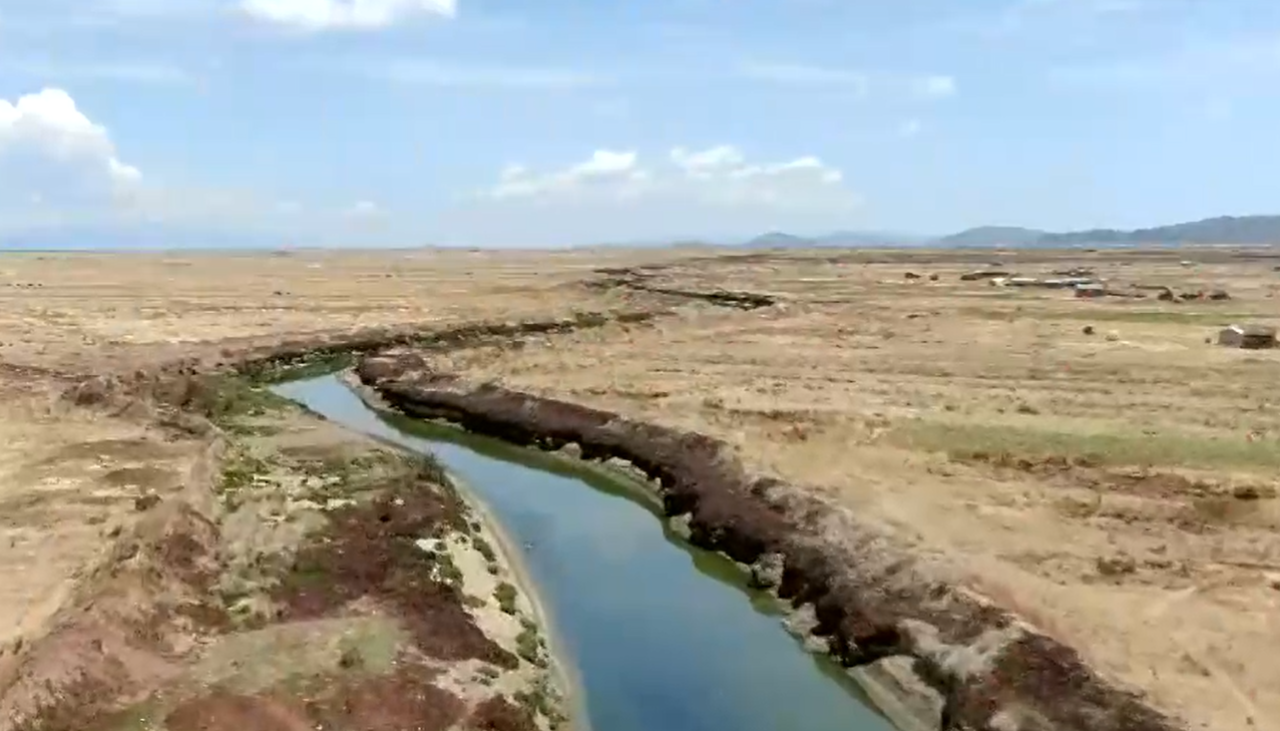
<box><xmin>515</xmin><ymin>620</ymin><xmax>546</xmax><ymax>667</ymax></box>
<box><xmin>514</xmin><ymin>674</ymin><xmax>566</xmax><ymax>728</ymax></box>
<box><xmin>241</xmin><ymin>352</ymin><xmax>356</xmax><ymax>385</ymax></box>
<box><xmin>891</xmin><ymin>419</ymin><xmax>1280</xmax><ymax>471</ymax></box>
<box><xmin>200</xmin><ymin>375</ymin><xmax>295</xmax><ymax>427</ymax></box>
<box><xmin>494</xmin><ymin>582</ymin><xmax>518</xmax><ymax>615</ymax></box>
<box><xmin>472</xmin><ymin>535</ymin><xmax>498</xmax><ymax>564</ymax></box>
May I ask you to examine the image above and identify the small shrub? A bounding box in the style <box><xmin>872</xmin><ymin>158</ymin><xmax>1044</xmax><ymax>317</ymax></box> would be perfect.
<box><xmin>494</xmin><ymin>582</ymin><xmax>518</xmax><ymax>615</ymax></box>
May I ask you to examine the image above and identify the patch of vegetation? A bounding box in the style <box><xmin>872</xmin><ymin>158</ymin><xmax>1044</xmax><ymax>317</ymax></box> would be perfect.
<box><xmin>472</xmin><ymin>535</ymin><xmax>498</xmax><ymax>564</ymax></box>
<box><xmin>200</xmin><ymin>375</ymin><xmax>295</xmax><ymax>427</ymax></box>
<box><xmin>515</xmin><ymin>618</ymin><xmax>546</xmax><ymax>668</ymax></box>
<box><xmin>514</xmin><ymin>674</ymin><xmax>566</xmax><ymax>728</ymax></box>
<box><xmin>429</xmin><ymin>548</ymin><xmax>464</xmax><ymax>588</ymax></box>
<box><xmin>891</xmin><ymin>419</ymin><xmax>1280</xmax><ymax>471</ymax></box>
<box><xmin>217</xmin><ymin>446</ymin><xmax>276</xmax><ymax>509</ymax></box>
<box><xmin>241</xmin><ymin>352</ymin><xmax>356</xmax><ymax>385</ymax></box>
<box><xmin>494</xmin><ymin>582</ymin><xmax>518</xmax><ymax>615</ymax></box>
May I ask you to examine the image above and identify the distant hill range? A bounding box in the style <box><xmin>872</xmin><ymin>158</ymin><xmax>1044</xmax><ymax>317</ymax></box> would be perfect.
<box><xmin>746</xmin><ymin>215</ymin><xmax>1280</xmax><ymax>249</ymax></box>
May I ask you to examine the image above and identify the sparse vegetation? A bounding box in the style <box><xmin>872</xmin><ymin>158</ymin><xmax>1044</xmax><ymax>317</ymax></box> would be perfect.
<box><xmin>892</xmin><ymin>419</ymin><xmax>1280</xmax><ymax>471</ymax></box>
<box><xmin>515</xmin><ymin>618</ymin><xmax>546</xmax><ymax>667</ymax></box>
<box><xmin>473</xmin><ymin>535</ymin><xmax>498</xmax><ymax>564</ymax></box>
<box><xmin>494</xmin><ymin>582</ymin><xmax>518</xmax><ymax>615</ymax></box>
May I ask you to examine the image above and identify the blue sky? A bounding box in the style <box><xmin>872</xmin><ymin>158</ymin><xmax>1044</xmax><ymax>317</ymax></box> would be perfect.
<box><xmin>1</xmin><ymin>0</ymin><xmax>1279</xmax><ymax>247</ymax></box>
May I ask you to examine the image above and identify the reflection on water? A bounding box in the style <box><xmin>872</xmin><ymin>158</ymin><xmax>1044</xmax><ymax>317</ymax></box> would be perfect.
<box><xmin>273</xmin><ymin>376</ymin><xmax>893</xmax><ymax>731</ymax></box>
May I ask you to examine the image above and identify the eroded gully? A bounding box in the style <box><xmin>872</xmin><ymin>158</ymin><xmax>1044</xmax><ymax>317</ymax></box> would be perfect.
<box><xmin>273</xmin><ymin>374</ymin><xmax>895</xmax><ymax>731</ymax></box>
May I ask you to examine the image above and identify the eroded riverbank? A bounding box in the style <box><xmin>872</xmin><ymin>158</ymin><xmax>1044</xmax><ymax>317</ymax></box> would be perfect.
<box><xmin>353</xmin><ymin>349</ymin><xmax>1188</xmax><ymax>731</ymax></box>
<box><xmin>277</xmin><ymin>373</ymin><xmax>892</xmax><ymax>731</ymax></box>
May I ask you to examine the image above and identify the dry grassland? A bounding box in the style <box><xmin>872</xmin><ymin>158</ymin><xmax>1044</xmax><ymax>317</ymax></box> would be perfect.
<box><xmin>0</xmin><ymin>248</ymin><xmax>676</xmax><ymax>373</ymax></box>
<box><xmin>0</xmin><ymin>247</ymin><xmax>667</xmax><ymax>726</ymax></box>
<box><xmin>432</xmin><ymin>247</ymin><xmax>1280</xmax><ymax>731</ymax></box>
<box><xmin>1</xmin><ymin>246</ymin><xmax>1278</xmax><ymax>731</ymax></box>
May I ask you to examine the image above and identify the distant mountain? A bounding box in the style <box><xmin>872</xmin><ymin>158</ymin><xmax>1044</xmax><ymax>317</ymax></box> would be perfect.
<box><xmin>743</xmin><ymin>231</ymin><xmax>816</xmax><ymax>248</ymax></box>
<box><xmin>815</xmin><ymin>230</ymin><xmax>928</xmax><ymax>247</ymax></box>
<box><xmin>1037</xmin><ymin>215</ymin><xmax>1280</xmax><ymax>246</ymax></box>
<box><xmin>936</xmin><ymin>226</ymin><xmax>1047</xmax><ymax>247</ymax></box>
<box><xmin>743</xmin><ymin>215</ymin><xmax>1280</xmax><ymax>250</ymax></box>
<box><xmin>743</xmin><ymin>230</ymin><xmax>926</xmax><ymax>248</ymax></box>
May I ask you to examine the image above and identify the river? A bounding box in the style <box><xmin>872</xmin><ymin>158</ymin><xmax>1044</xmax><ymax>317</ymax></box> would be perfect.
<box><xmin>272</xmin><ymin>374</ymin><xmax>895</xmax><ymax>731</ymax></box>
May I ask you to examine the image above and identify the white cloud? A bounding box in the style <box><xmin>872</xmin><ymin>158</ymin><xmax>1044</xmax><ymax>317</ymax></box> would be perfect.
<box><xmin>898</xmin><ymin>118</ymin><xmax>923</xmax><ymax>137</ymax></box>
<box><xmin>0</xmin><ymin>88</ymin><xmax>141</xmax><ymax>211</ymax></box>
<box><xmin>484</xmin><ymin>145</ymin><xmax>855</xmax><ymax>211</ymax></box>
<box><xmin>372</xmin><ymin>60</ymin><xmax>605</xmax><ymax>90</ymax></box>
<box><xmin>240</xmin><ymin>0</ymin><xmax>456</xmax><ymax>31</ymax></box>
<box><xmin>913</xmin><ymin>75</ymin><xmax>957</xmax><ymax>99</ymax></box>
<box><xmin>740</xmin><ymin>62</ymin><xmax>870</xmax><ymax>93</ymax></box>
<box><xmin>741</xmin><ymin>62</ymin><xmax>955</xmax><ymax>100</ymax></box>
<box><xmin>490</xmin><ymin>150</ymin><xmax>647</xmax><ymax>200</ymax></box>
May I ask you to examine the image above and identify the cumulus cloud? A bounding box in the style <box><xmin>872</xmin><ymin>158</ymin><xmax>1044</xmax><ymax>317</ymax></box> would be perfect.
<box><xmin>240</xmin><ymin>0</ymin><xmax>456</xmax><ymax>31</ymax></box>
<box><xmin>489</xmin><ymin>150</ymin><xmax>647</xmax><ymax>200</ymax></box>
<box><xmin>484</xmin><ymin>145</ymin><xmax>855</xmax><ymax>211</ymax></box>
<box><xmin>0</xmin><ymin>88</ymin><xmax>141</xmax><ymax>210</ymax></box>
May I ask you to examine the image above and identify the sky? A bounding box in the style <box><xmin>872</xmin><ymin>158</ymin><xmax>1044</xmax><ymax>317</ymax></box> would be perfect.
<box><xmin>2</xmin><ymin>0</ymin><xmax>1280</xmax><ymax>247</ymax></box>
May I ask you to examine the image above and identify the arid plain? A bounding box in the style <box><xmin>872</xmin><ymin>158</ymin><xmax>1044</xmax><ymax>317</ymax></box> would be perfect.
<box><xmin>1</xmin><ymin>246</ymin><xmax>1278</xmax><ymax>731</ymax></box>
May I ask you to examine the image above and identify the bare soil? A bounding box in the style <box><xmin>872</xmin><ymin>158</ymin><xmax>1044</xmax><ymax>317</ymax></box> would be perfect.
<box><xmin>0</xmin><ymin>246</ymin><xmax>1276</xmax><ymax>731</ymax></box>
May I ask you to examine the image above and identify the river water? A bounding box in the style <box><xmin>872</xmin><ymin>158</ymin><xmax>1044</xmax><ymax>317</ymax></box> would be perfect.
<box><xmin>273</xmin><ymin>374</ymin><xmax>893</xmax><ymax>731</ymax></box>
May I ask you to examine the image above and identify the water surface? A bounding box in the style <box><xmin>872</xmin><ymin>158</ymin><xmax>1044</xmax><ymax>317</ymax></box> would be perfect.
<box><xmin>273</xmin><ymin>375</ymin><xmax>893</xmax><ymax>731</ymax></box>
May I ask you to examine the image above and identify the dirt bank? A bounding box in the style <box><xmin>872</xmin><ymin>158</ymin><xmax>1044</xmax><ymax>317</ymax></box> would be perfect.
<box><xmin>354</xmin><ymin>350</ymin><xmax>1186</xmax><ymax>731</ymax></box>
<box><xmin>1</xmin><ymin>370</ymin><xmax>566</xmax><ymax>731</ymax></box>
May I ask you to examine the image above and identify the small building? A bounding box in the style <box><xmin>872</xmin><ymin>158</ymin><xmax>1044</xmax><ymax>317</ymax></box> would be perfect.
<box><xmin>1218</xmin><ymin>324</ymin><xmax>1278</xmax><ymax>349</ymax></box>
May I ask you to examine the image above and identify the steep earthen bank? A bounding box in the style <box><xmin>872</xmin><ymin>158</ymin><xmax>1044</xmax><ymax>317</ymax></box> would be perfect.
<box><xmin>354</xmin><ymin>351</ymin><xmax>1187</xmax><ymax>731</ymax></box>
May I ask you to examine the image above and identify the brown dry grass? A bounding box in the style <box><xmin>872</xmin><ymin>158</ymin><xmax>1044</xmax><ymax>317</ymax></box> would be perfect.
<box><xmin>2</xmin><ymin>245</ymin><xmax>1279</xmax><ymax>731</ymax></box>
<box><xmin>0</xmin><ymin>247</ymin><xmax>687</xmax><ymax>373</ymax></box>
<box><xmin>429</xmin><ymin>246</ymin><xmax>1280</xmax><ymax>731</ymax></box>
<box><xmin>0</xmin><ymin>247</ymin><xmax>667</xmax><ymax>727</ymax></box>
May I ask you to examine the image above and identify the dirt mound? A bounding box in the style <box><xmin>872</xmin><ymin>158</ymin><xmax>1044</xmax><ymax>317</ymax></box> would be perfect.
<box><xmin>358</xmin><ymin>352</ymin><xmax>1184</xmax><ymax>731</ymax></box>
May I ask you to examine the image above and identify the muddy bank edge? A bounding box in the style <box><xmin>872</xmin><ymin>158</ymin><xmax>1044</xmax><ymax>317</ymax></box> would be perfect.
<box><xmin>354</xmin><ymin>351</ymin><xmax>1186</xmax><ymax>731</ymax></box>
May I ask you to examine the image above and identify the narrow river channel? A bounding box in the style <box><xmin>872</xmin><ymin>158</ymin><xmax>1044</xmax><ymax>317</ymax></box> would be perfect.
<box><xmin>273</xmin><ymin>374</ymin><xmax>894</xmax><ymax>731</ymax></box>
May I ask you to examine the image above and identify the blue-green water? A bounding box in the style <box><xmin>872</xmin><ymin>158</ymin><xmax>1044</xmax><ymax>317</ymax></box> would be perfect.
<box><xmin>273</xmin><ymin>375</ymin><xmax>893</xmax><ymax>731</ymax></box>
